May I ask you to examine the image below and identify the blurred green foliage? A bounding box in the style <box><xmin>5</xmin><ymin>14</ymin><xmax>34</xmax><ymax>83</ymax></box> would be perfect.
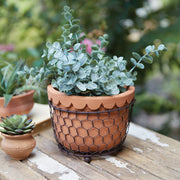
<box><xmin>0</xmin><ymin>0</ymin><xmax>179</xmax><ymax>63</ymax></box>
<box><xmin>0</xmin><ymin>0</ymin><xmax>180</xmax><ymax>115</ymax></box>
<box><xmin>134</xmin><ymin>94</ymin><xmax>174</xmax><ymax>115</ymax></box>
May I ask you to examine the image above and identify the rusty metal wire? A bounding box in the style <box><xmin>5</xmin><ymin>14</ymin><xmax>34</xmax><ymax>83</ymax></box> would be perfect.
<box><xmin>49</xmin><ymin>99</ymin><xmax>135</xmax><ymax>163</ymax></box>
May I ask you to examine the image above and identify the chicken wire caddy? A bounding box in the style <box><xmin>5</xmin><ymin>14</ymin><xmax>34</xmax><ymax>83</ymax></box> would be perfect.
<box><xmin>43</xmin><ymin>6</ymin><xmax>166</xmax><ymax>163</ymax></box>
<box><xmin>49</xmin><ymin>99</ymin><xmax>135</xmax><ymax>163</ymax></box>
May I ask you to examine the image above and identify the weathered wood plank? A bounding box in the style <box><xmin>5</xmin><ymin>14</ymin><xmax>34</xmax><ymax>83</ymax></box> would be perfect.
<box><xmin>115</xmin><ymin>148</ymin><xmax>180</xmax><ymax>180</ymax></box>
<box><xmin>34</xmin><ymin>134</ymin><xmax>119</xmax><ymax>180</ymax></box>
<box><xmin>33</xmin><ymin>118</ymin><xmax>52</xmax><ymax>136</ymax></box>
<box><xmin>36</xmin><ymin>123</ymin><xmax>57</xmax><ymax>143</ymax></box>
<box><xmin>38</xmin><ymin>123</ymin><xmax>180</xmax><ymax>179</ymax></box>
<box><xmin>128</xmin><ymin>123</ymin><xmax>180</xmax><ymax>155</ymax></box>
<box><xmin>91</xmin><ymin>155</ymin><xmax>161</xmax><ymax>180</ymax></box>
<box><xmin>124</xmin><ymin>135</ymin><xmax>180</xmax><ymax>172</ymax></box>
<box><xmin>38</xmin><ymin>126</ymin><xmax>163</xmax><ymax>180</ymax></box>
<box><xmin>29</xmin><ymin>103</ymin><xmax>50</xmax><ymax>125</ymax></box>
<box><xmin>24</xmin><ymin>148</ymin><xmax>84</xmax><ymax>180</ymax></box>
<box><xmin>0</xmin><ymin>149</ymin><xmax>47</xmax><ymax>180</ymax></box>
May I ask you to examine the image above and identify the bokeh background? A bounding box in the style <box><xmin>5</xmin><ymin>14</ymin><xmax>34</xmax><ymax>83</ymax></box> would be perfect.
<box><xmin>0</xmin><ymin>0</ymin><xmax>180</xmax><ymax>140</ymax></box>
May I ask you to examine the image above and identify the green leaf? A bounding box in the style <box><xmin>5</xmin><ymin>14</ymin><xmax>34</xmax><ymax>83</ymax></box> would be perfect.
<box><xmin>136</xmin><ymin>63</ymin><xmax>144</xmax><ymax>69</ymax></box>
<box><xmin>72</xmin><ymin>19</ymin><xmax>80</xmax><ymax>24</ymax></box>
<box><xmin>130</xmin><ymin>58</ymin><xmax>137</xmax><ymax>65</ymax></box>
<box><xmin>72</xmin><ymin>62</ymin><xmax>81</xmax><ymax>72</ymax></box>
<box><xmin>78</xmin><ymin>69</ymin><xmax>86</xmax><ymax>79</ymax></box>
<box><xmin>66</xmin><ymin>74</ymin><xmax>77</xmax><ymax>85</ymax></box>
<box><xmin>49</xmin><ymin>59</ymin><xmax>58</xmax><ymax>65</ymax></box>
<box><xmin>73</xmin><ymin>43</ymin><xmax>81</xmax><ymax>51</ymax></box>
<box><xmin>158</xmin><ymin>44</ymin><xmax>167</xmax><ymax>51</ymax></box>
<box><xmin>155</xmin><ymin>50</ymin><xmax>159</xmax><ymax>57</ymax></box>
<box><xmin>110</xmin><ymin>87</ymin><xmax>119</xmax><ymax>95</ymax></box>
<box><xmin>4</xmin><ymin>94</ymin><xmax>13</xmax><ymax>107</ymax></box>
<box><xmin>123</xmin><ymin>78</ymin><xmax>133</xmax><ymax>86</ymax></box>
<box><xmin>0</xmin><ymin>129</ymin><xmax>6</xmax><ymax>133</ymax></box>
<box><xmin>6</xmin><ymin>60</ymin><xmax>24</xmax><ymax>94</ymax></box>
<box><xmin>101</xmin><ymin>40</ymin><xmax>108</xmax><ymax>47</ymax></box>
<box><xmin>132</xmin><ymin>52</ymin><xmax>141</xmax><ymax>60</ymax></box>
<box><xmin>70</xmin><ymin>25</ymin><xmax>79</xmax><ymax>33</ymax></box>
<box><xmin>99</xmin><ymin>76</ymin><xmax>108</xmax><ymax>83</ymax></box>
<box><xmin>52</xmin><ymin>42</ymin><xmax>60</xmax><ymax>49</ymax></box>
<box><xmin>90</xmin><ymin>59</ymin><xmax>97</xmax><ymax>67</ymax></box>
<box><xmin>91</xmin><ymin>51</ymin><xmax>98</xmax><ymax>58</ymax></box>
<box><xmin>22</xmin><ymin>123</ymin><xmax>35</xmax><ymax>130</ymax></box>
<box><xmin>91</xmin><ymin>45</ymin><xmax>99</xmax><ymax>50</ymax></box>
<box><xmin>97</xmin><ymin>53</ymin><xmax>103</xmax><ymax>60</ymax></box>
<box><xmin>17</xmin><ymin>115</ymin><xmax>29</xmax><ymax>128</ymax></box>
<box><xmin>142</xmin><ymin>56</ymin><xmax>153</xmax><ymax>64</ymax></box>
<box><xmin>64</xmin><ymin>12</ymin><xmax>72</xmax><ymax>20</ymax></box>
<box><xmin>103</xmin><ymin>34</ymin><xmax>109</xmax><ymax>40</ymax></box>
<box><xmin>145</xmin><ymin>45</ymin><xmax>153</xmax><ymax>53</ymax></box>
<box><xmin>91</xmin><ymin>73</ymin><xmax>98</xmax><ymax>82</ymax></box>
<box><xmin>86</xmin><ymin>82</ymin><xmax>97</xmax><ymax>90</ymax></box>
<box><xmin>119</xmin><ymin>62</ymin><xmax>126</xmax><ymax>71</ymax></box>
<box><xmin>79</xmin><ymin>56</ymin><xmax>87</xmax><ymax>66</ymax></box>
<box><xmin>64</xmin><ymin>6</ymin><xmax>70</xmax><ymax>11</ymax></box>
<box><xmin>76</xmin><ymin>82</ymin><xmax>86</xmax><ymax>91</ymax></box>
<box><xmin>23</xmin><ymin>129</ymin><xmax>32</xmax><ymax>133</ymax></box>
<box><xmin>51</xmin><ymin>79</ymin><xmax>58</xmax><ymax>89</ymax></box>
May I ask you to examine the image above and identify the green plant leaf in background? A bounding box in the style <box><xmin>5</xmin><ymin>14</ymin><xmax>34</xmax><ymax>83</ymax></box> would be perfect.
<box><xmin>4</xmin><ymin>94</ymin><xmax>13</xmax><ymax>107</ymax></box>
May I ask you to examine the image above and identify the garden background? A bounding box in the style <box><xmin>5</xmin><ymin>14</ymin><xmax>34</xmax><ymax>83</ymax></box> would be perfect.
<box><xmin>0</xmin><ymin>0</ymin><xmax>179</xmax><ymax>140</ymax></box>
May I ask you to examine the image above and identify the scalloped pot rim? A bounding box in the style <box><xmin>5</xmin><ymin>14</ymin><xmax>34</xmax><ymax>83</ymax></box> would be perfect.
<box><xmin>47</xmin><ymin>85</ymin><xmax>135</xmax><ymax>110</ymax></box>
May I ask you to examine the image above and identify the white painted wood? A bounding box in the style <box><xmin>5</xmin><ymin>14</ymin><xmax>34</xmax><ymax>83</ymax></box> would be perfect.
<box><xmin>128</xmin><ymin>123</ymin><xmax>169</xmax><ymax>147</ymax></box>
<box><xmin>29</xmin><ymin>103</ymin><xmax>50</xmax><ymax>125</ymax></box>
<box><xmin>28</xmin><ymin>149</ymin><xmax>80</xmax><ymax>180</ymax></box>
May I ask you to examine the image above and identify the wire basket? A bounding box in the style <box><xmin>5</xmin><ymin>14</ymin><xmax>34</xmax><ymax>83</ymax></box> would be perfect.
<box><xmin>49</xmin><ymin>99</ymin><xmax>135</xmax><ymax>163</ymax></box>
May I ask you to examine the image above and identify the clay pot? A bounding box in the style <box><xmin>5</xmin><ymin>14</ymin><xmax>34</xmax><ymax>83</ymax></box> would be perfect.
<box><xmin>47</xmin><ymin>85</ymin><xmax>135</xmax><ymax>152</ymax></box>
<box><xmin>0</xmin><ymin>90</ymin><xmax>34</xmax><ymax>118</ymax></box>
<box><xmin>1</xmin><ymin>132</ymin><xmax>36</xmax><ymax>160</ymax></box>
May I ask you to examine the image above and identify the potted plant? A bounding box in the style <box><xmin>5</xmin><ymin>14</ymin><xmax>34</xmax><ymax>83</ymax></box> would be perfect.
<box><xmin>0</xmin><ymin>114</ymin><xmax>36</xmax><ymax>160</ymax></box>
<box><xmin>0</xmin><ymin>60</ymin><xmax>46</xmax><ymax>118</ymax></box>
<box><xmin>41</xmin><ymin>6</ymin><xmax>167</xmax><ymax>162</ymax></box>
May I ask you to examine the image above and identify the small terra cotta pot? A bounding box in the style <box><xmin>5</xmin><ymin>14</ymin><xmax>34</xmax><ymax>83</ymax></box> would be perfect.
<box><xmin>47</xmin><ymin>85</ymin><xmax>135</xmax><ymax>152</ymax></box>
<box><xmin>0</xmin><ymin>90</ymin><xmax>34</xmax><ymax>119</ymax></box>
<box><xmin>1</xmin><ymin>132</ymin><xmax>36</xmax><ymax>160</ymax></box>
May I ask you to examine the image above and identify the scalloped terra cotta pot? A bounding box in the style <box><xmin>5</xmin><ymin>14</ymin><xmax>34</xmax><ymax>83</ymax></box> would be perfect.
<box><xmin>47</xmin><ymin>85</ymin><xmax>135</xmax><ymax>152</ymax></box>
<box><xmin>0</xmin><ymin>90</ymin><xmax>34</xmax><ymax>119</ymax></box>
<box><xmin>1</xmin><ymin>131</ymin><xmax>36</xmax><ymax>160</ymax></box>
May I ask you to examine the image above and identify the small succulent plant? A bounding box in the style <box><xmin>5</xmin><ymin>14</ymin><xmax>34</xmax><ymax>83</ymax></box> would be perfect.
<box><xmin>0</xmin><ymin>59</ymin><xmax>46</xmax><ymax>107</ymax></box>
<box><xmin>0</xmin><ymin>114</ymin><xmax>35</xmax><ymax>135</ymax></box>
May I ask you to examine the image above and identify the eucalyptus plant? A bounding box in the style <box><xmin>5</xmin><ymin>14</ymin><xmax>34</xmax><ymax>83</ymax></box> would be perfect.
<box><xmin>42</xmin><ymin>6</ymin><xmax>167</xmax><ymax>96</ymax></box>
<box><xmin>0</xmin><ymin>114</ymin><xmax>35</xmax><ymax>135</ymax></box>
<box><xmin>0</xmin><ymin>60</ymin><xmax>46</xmax><ymax>107</ymax></box>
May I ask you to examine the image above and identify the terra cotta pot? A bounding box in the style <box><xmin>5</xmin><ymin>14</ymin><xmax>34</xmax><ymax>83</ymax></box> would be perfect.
<box><xmin>0</xmin><ymin>90</ymin><xmax>34</xmax><ymax>118</ymax></box>
<box><xmin>1</xmin><ymin>131</ymin><xmax>36</xmax><ymax>160</ymax></box>
<box><xmin>47</xmin><ymin>85</ymin><xmax>135</xmax><ymax>152</ymax></box>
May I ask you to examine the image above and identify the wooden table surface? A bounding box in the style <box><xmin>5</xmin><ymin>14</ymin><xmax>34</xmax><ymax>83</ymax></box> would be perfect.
<box><xmin>0</xmin><ymin>104</ymin><xmax>180</xmax><ymax>180</ymax></box>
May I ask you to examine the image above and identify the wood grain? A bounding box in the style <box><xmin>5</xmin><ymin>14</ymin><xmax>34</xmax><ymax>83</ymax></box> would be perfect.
<box><xmin>0</xmin><ymin>150</ymin><xmax>47</xmax><ymax>180</ymax></box>
<box><xmin>0</xmin><ymin>103</ymin><xmax>180</xmax><ymax>180</ymax></box>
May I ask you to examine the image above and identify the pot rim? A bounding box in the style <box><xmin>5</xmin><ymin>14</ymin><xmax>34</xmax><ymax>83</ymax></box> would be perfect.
<box><xmin>47</xmin><ymin>85</ymin><xmax>135</xmax><ymax>110</ymax></box>
<box><xmin>1</xmin><ymin>131</ymin><xmax>33</xmax><ymax>139</ymax></box>
<box><xmin>1</xmin><ymin>130</ymin><xmax>34</xmax><ymax>139</ymax></box>
<box><xmin>0</xmin><ymin>90</ymin><xmax>34</xmax><ymax>101</ymax></box>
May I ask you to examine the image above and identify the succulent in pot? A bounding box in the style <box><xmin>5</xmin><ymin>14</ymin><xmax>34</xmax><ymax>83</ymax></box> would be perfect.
<box><xmin>0</xmin><ymin>60</ymin><xmax>46</xmax><ymax>117</ymax></box>
<box><xmin>0</xmin><ymin>114</ymin><xmax>36</xmax><ymax>160</ymax></box>
<box><xmin>42</xmin><ymin>6</ymin><xmax>167</xmax><ymax>160</ymax></box>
